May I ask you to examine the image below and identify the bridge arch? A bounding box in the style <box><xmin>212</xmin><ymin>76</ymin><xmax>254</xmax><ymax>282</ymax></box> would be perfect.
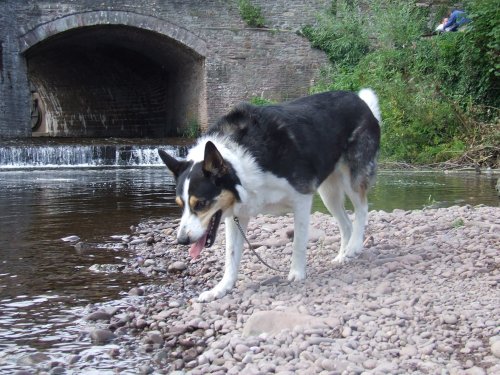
<box><xmin>21</xmin><ymin>11</ymin><xmax>207</xmax><ymax>137</ymax></box>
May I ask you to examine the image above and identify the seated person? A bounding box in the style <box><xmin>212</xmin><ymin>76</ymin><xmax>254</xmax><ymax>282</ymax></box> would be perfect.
<box><xmin>443</xmin><ymin>10</ymin><xmax>471</xmax><ymax>32</ymax></box>
<box><xmin>435</xmin><ymin>17</ymin><xmax>448</xmax><ymax>32</ymax></box>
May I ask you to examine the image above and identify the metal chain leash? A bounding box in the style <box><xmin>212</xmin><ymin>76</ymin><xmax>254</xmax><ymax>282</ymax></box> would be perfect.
<box><xmin>233</xmin><ymin>216</ymin><xmax>287</xmax><ymax>274</ymax></box>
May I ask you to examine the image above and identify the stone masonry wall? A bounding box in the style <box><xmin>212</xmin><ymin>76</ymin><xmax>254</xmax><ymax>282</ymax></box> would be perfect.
<box><xmin>0</xmin><ymin>0</ymin><xmax>330</xmax><ymax>138</ymax></box>
<box><xmin>0</xmin><ymin>0</ymin><xmax>461</xmax><ymax>138</ymax></box>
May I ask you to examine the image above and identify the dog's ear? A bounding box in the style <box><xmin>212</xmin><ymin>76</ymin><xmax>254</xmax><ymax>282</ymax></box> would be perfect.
<box><xmin>203</xmin><ymin>141</ymin><xmax>228</xmax><ymax>178</ymax></box>
<box><xmin>158</xmin><ymin>149</ymin><xmax>188</xmax><ymax>179</ymax></box>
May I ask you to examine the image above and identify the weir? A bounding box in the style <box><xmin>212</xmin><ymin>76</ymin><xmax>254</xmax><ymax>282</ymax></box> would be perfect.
<box><xmin>0</xmin><ymin>141</ymin><xmax>188</xmax><ymax>169</ymax></box>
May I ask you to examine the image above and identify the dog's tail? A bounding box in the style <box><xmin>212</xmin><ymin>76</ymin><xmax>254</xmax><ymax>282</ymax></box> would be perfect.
<box><xmin>358</xmin><ymin>88</ymin><xmax>381</xmax><ymax>124</ymax></box>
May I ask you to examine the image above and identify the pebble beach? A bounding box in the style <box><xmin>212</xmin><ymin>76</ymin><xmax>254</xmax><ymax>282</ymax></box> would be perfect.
<box><xmin>11</xmin><ymin>205</ymin><xmax>500</xmax><ymax>374</ymax></box>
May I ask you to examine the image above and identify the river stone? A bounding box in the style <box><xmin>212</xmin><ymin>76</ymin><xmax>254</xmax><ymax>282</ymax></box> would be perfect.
<box><xmin>89</xmin><ymin>328</ymin><xmax>116</xmax><ymax>344</ymax></box>
<box><xmin>308</xmin><ymin>227</ymin><xmax>326</xmax><ymax>242</ymax></box>
<box><xmin>491</xmin><ymin>340</ymin><xmax>500</xmax><ymax>358</ymax></box>
<box><xmin>253</xmin><ymin>237</ymin><xmax>289</xmax><ymax>248</ymax></box>
<box><xmin>128</xmin><ymin>287</ymin><xmax>144</xmax><ymax>296</ymax></box>
<box><xmin>363</xmin><ymin>359</ymin><xmax>377</xmax><ymax>370</ymax></box>
<box><xmin>419</xmin><ymin>344</ymin><xmax>436</xmax><ymax>355</ymax></box>
<box><xmin>17</xmin><ymin>353</ymin><xmax>51</xmax><ymax>366</ymax></box>
<box><xmin>234</xmin><ymin>343</ymin><xmax>250</xmax><ymax>357</ymax></box>
<box><xmin>341</xmin><ymin>326</ymin><xmax>352</xmax><ymax>337</ymax></box>
<box><xmin>85</xmin><ymin>310</ymin><xmax>112</xmax><ymax>321</ymax></box>
<box><xmin>320</xmin><ymin>358</ymin><xmax>336</xmax><ymax>371</ymax></box>
<box><xmin>375</xmin><ymin>281</ymin><xmax>393</xmax><ymax>295</ymax></box>
<box><xmin>168</xmin><ymin>261</ymin><xmax>188</xmax><ymax>272</ymax></box>
<box><xmin>400</xmin><ymin>345</ymin><xmax>418</xmax><ymax>357</ymax></box>
<box><xmin>464</xmin><ymin>367</ymin><xmax>486</xmax><ymax>375</ymax></box>
<box><xmin>139</xmin><ymin>365</ymin><xmax>154</xmax><ymax>374</ymax></box>
<box><xmin>442</xmin><ymin>313</ymin><xmax>458</xmax><ymax>324</ymax></box>
<box><xmin>143</xmin><ymin>331</ymin><xmax>164</xmax><ymax>346</ymax></box>
<box><xmin>61</xmin><ymin>235</ymin><xmax>80</xmax><ymax>242</ymax></box>
<box><xmin>242</xmin><ymin>311</ymin><xmax>327</xmax><ymax>336</ymax></box>
<box><xmin>152</xmin><ymin>310</ymin><xmax>171</xmax><ymax>321</ymax></box>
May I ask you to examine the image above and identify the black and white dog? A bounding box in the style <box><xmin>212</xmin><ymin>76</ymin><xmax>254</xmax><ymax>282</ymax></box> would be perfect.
<box><xmin>159</xmin><ymin>89</ymin><xmax>381</xmax><ymax>302</ymax></box>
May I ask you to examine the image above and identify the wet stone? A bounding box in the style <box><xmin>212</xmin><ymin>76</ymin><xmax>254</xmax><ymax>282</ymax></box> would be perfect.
<box><xmin>128</xmin><ymin>287</ymin><xmax>145</xmax><ymax>296</ymax></box>
<box><xmin>85</xmin><ymin>311</ymin><xmax>112</xmax><ymax>321</ymax></box>
<box><xmin>17</xmin><ymin>353</ymin><xmax>51</xmax><ymax>366</ymax></box>
<box><xmin>89</xmin><ymin>328</ymin><xmax>116</xmax><ymax>344</ymax></box>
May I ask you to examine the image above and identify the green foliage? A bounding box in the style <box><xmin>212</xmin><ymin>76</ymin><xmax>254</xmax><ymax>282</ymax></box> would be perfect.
<box><xmin>301</xmin><ymin>0</ymin><xmax>369</xmax><ymax>67</ymax></box>
<box><xmin>461</xmin><ymin>0</ymin><xmax>499</xmax><ymax>108</ymax></box>
<box><xmin>370</xmin><ymin>0</ymin><xmax>428</xmax><ymax>49</ymax></box>
<box><xmin>452</xmin><ymin>218</ymin><xmax>465</xmax><ymax>228</ymax></box>
<box><xmin>303</xmin><ymin>0</ymin><xmax>499</xmax><ymax>165</ymax></box>
<box><xmin>180</xmin><ymin>118</ymin><xmax>201</xmax><ymax>139</ymax></box>
<box><xmin>237</xmin><ymin>0</ymin><xmax>266</xmax><ymax>28</ymax></box>
<box><xmin>249</xmin><ymin>96</ymin><xmax>275</xmax><ymax>106</ymax></box>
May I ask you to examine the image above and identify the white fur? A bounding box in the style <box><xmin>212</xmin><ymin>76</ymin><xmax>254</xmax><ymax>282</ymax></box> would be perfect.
<box><xmin>191</xmin><ymin>136</ymin><xmax>317</xmax><ymax>302</ymax></box>
<box><xmin>358</xmin><ymin>88</ymin><xmax>381</xmax><ymax>124</ymax></box>
<box><xmin>177</xmin><ymin>177</ymin><xmax>206</xmax><ymax>243</ymax></box>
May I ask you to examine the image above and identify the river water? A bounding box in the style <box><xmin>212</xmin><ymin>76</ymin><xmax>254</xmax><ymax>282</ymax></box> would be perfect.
<box><xmin>0</xmin><ymin>163</ymin><xmax>498</xmax><ymax>367</ymax></box>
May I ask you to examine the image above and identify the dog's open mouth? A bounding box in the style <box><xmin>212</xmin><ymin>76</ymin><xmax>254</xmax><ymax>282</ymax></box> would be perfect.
<box><xmin>189</xmin><ymin>210</ymin><xmax>222</xmax><ymax>259</ymax></box>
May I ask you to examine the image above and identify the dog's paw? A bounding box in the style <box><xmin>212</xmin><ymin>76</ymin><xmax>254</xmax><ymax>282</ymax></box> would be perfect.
<box><xmin>198</xmin><ymin>287</ymin><xmax>228</xmax><ymax>303</ymax></box>
<box><xmin>333</xmin><ymin>252</ymin><xmax>348</xmax><ymax>264</ymax></box>
<box><xmin>334</xmin><ymin>242</ymin><xmax>364</xmax><ymax>263</ymax></box>
<box><xmin>287</xmin><ymin>268</ymin><xmax>306</xmax><ymax>282</ymax></box>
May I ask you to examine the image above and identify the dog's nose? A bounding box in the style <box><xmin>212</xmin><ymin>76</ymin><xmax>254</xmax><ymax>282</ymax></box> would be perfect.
<box><xmin>177</xmin><ymin>234</ymin><xmax>191</xmax><ymax>245</ymax></box>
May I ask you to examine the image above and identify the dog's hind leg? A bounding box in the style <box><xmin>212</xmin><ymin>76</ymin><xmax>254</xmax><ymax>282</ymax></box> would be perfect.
<box><xmin>341</xmin><ymin>183</ymin><xmax>368</xmax><ymax>261</ymax></box>
<box><xmin>288</xmin><ymin>194</ymin><xmax>313</xmax><ymax>282</ymax></box>
<box><xmin>318</xmin><ymin>171</ymin><xmax>353</xmax><ymax>262</ymax></box>
<box><xmin>198</xmin><ymin>215</ymin><xmax>249</xmax><ymax>302</ymax></box>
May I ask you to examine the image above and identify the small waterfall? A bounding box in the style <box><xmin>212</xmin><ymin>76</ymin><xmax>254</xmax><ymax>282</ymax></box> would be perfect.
<box><xmin>0</xmin><ymin>143</ymin><xmax>189</xmax><ymax>169</ymax></box>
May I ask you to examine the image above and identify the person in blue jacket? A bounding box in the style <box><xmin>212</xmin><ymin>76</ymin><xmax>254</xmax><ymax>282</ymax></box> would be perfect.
<box><xmin>443</xmin><ymin>10</ymin><xmax>471</xmax><ymax>32</ymax></box>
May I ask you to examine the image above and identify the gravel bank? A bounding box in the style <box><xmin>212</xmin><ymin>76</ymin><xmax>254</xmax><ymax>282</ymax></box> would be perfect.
<box><xmin>15</xmin><ymin>205</ymin><xmax>500</xmax><ymax>374</ymax></box>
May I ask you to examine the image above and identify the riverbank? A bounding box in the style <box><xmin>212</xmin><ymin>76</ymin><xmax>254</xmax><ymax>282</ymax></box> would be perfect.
<box><xmin>11</xmin><ymin>205</ymin><xmax>500</xmax><ymax>374</ymax></box>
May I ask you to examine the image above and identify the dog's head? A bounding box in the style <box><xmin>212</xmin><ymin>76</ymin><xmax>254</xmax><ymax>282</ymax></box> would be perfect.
<box><xmin>158</xmin><ymin>141</ymin><xmax>240</xmax><ymax>259</ymax></box>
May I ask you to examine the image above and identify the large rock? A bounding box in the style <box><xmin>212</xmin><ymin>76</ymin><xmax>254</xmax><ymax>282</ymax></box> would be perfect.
<box><xmin>242</xmin><ymin>310</ymin><xmax>329</xmax><ymax>337</ymax></box>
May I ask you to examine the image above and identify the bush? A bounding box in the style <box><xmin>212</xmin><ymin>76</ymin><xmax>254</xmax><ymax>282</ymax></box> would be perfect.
<box><xmin>460</xmin><ymin>0</ymin><xmax>499</xmax><ymax>109</ymax></box>
<box><xmin>303</xmin><ymin>0</ymin><xmax>499</xmax><ymax>165</ymax></box>
<box><xmin>249</xmin><ymin>96</ymin><xmax>275</xmax><ymax>106</ymax></box>
<box><xmin>237</xmin><ymin>0</ymin><xmax>266</xmax><ymax>28</ymax></box>
<box><xmin>302</xmin><ymin>0</ymin><xmax>369</xmax><ymax>68</ymax></box>
<box><xmin>370</xmin><ymin>0</ymin><xmax>428</xmax><ymax>49</ymax></box>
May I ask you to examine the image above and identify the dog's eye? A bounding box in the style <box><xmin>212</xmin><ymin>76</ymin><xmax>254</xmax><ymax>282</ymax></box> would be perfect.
<box><xmin>194</xmin><ymin>200</ymin><xmax>209</xmax><ymax>211</ymax></box>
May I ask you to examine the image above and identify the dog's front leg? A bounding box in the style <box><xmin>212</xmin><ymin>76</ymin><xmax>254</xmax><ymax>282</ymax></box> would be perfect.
<box><xmin>288</xmin><ymin>195</ymin><xmax>313</xmax><ymax>282</ymax></box>
<box><xmin>198</xmin><ymin>216</ymin><xmax>248</xmax><ymax>302</ymax></box>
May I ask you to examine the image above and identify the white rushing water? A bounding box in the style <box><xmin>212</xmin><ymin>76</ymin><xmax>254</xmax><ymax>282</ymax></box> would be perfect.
<box><xmin>0</xmin><ymin>144</ymin><xmax>185</xmax><ymax>169</ymax></box>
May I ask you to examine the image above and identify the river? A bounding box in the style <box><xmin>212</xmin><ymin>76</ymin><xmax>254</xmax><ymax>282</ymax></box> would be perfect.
<box><xmin>0</xmin><ymin>163</ymin><xmax>498</xmax><ymax>367</ymax></box>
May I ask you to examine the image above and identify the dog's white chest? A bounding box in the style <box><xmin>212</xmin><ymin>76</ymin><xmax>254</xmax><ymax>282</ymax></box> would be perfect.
<box><xmin>236</xmin><ymin>171</ymin><xmax>306</xmax><ymax>216</ymax></box>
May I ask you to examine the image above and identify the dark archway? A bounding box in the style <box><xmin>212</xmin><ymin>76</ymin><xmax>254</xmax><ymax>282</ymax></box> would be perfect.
<box><xmin>21</xmin><ymin>12</ymin><xmax>207</xmax><ymax>138</ymax></box>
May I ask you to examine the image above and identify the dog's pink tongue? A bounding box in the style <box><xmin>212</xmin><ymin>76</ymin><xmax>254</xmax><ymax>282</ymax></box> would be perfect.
<box><xmin>189</xmin><ymin>232</ymin><xmax>207</xmax><ymax>259</ymax></box>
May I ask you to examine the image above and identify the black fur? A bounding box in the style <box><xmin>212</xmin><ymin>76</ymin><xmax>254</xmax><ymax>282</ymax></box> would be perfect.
<box><xmin>207</xmin><ymin>91</ymin><xmax>380</xmax><ymax>194</ymax></box>
<box><xmin>184</xmin><ymin>160</ymin><xmax>241</xmax><ymax>210</ymax></box>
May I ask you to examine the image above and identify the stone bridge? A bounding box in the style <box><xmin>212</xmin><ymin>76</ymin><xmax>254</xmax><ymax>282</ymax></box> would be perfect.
<box><xmin>0</xmin><ymin>0</ymin><xmax>329</xmax><ymax>138</ymax></box>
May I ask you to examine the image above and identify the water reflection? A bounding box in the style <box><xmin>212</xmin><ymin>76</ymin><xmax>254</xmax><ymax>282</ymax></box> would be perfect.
<box><xmin>313</xmin><ymin>170</ymin><xmax>499</xmax><ymax>212</ymax></box>
<box><xmin>0</xmin><ymin>168</ymin><xmax>178</xmax><ymax>351</ymax></box>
